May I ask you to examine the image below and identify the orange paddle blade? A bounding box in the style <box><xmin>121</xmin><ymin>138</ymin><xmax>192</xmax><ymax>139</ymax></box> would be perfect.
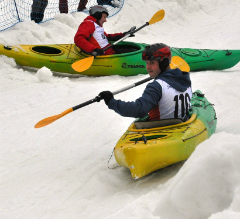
<box><xmin>148</xmin><ymin>9</ymin><xmax>165</xmax><ymax>25</ymax></box>
<box><xmin>34</xmin><ymin>108</ymin><xmax>73</xmax><ymax>128</ymax></box>
<box><xmin>170</xmin><ymin>56</ymin><xmax>190</xmax><ymax>72</ymax></box>
<box><xmin>72</xmin><ymin>56</ymin><xmax>94</xmax><ymax>72</ymax></box>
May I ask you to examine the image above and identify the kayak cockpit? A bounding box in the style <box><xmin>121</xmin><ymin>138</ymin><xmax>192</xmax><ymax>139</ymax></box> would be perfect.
<box><xmin>130</xmin><ymin>111</ymin><xmax>197</xmax><ymax>131</ymax></box>
<box><xmin>112</xmin><ymin>43</ymin><xmax>142</xmax><ymax>54</ymax></box>
<box><xmin>31</xmin><ymin>46</ymin><xmax>63</xmax><ymax>55</ymax></box>
<box><xmin>75</xmin><ymin>41</ymin><xmax>145</xmax><ymax>56</ymax></box>
<box><xmin>134</xmin><ymin>118</ymin><xmax>183</xmax><ymax>129</ymax></box>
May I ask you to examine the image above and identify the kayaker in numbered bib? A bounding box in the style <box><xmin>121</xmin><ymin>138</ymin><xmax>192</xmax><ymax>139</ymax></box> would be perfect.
<box><xmin>74</xmin><ymin>5</ymin><xmax>134</xmax><ymax>56</ymax></box>
<box><xmin>98</xmin><ymin>43</ymin><xmax>193</xmax><ymax>121</ymax></box>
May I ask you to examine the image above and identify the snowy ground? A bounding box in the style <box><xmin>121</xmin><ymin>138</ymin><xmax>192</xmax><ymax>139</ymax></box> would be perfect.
<box><xmin>1</xmin><ymin>0</ymin><xmax>240</xmax><ymax>218</ymax></box>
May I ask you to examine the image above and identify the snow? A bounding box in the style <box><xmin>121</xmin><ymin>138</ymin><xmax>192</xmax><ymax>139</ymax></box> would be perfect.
<box><xmin>36</xmin><ymin>67</ymin><xmax>53</xmax><ymax>82</ymax></box>
<box><xmin>1</xmin><ymin>0</ymin><xmax>240</xmax><ymax>218</ymax></box>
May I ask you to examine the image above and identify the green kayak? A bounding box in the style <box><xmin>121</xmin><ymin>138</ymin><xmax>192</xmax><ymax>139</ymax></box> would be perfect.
<box><xmin>0</xmin><ymin>41</ymin><xmax>239</xmax><ymax>76</ymax></box>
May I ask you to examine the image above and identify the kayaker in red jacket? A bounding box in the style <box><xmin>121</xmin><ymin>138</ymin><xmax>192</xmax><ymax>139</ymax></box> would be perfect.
<box><xmin>74</xmin><ymin>5</ymin><xmax>133</xmax><ymax>55</ymax></box>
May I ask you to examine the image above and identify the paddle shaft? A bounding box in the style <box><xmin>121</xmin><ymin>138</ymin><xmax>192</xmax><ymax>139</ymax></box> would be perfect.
<box><xmin>103</xmin><ymin>22</ymin><xmax>149</xmax><ymax>52</ymax></box>
<box><xmin>72</xmin><ymin>77</ymin><xmax>152</xmax><ymax>111</ymax></box>
<box><xmin>112</xmin><ymin>76</ymin><xmax>152</xmax><ymax>95</ymax></box>
<box><xmin>102</xmin><ymin>8</ymin><xmax>164</xmax><ymax>51</ymax></box>
<box><xmin>35</xmin><ymin>55</ymin><xmax>190</xmax><ymax>128</ymax></box>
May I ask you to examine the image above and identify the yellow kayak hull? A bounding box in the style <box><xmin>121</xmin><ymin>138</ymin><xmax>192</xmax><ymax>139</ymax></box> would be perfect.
<box><xmin>114</xmin><ymin>90</ymin><xmax>217</xmax><ymax>179</ymax></box>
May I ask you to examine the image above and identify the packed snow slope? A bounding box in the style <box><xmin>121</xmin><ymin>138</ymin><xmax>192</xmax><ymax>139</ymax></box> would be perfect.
<box><xmin>1</xmin><ymin>0</ymin><xmax>240</xmax><ymax>218</ymax></box>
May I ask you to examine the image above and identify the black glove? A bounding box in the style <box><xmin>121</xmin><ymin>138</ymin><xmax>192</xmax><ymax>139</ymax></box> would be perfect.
<box><xmin>123</xmin><ymin>26</ymin><xmax>136</xmax><ymax>37</ymax></box>
<box><xmin>92</xmin><ymin>48</ymin><xmax>104</xmax><ymax>56</ymax></box>
<box><xmin>97</xmin><ymin>91</ymin><xmax>113</xmax><ymax>105</ymax></box>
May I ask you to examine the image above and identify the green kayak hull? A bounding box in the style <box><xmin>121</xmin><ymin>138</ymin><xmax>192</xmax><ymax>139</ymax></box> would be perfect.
<box><xmin>0</xmin><ymin>41</ymin><xmax>239</xmax><ymax>76</ymax></box>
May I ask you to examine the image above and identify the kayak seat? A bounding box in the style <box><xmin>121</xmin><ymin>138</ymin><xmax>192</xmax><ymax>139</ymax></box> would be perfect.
<box><xmin>134</xmin><ymin>118</ymin><xmax>183</xmax><ymax>129</ymax></box>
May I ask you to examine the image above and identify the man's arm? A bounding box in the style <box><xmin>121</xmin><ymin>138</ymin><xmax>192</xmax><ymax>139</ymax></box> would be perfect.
<box><xmin>74</xmin><ymin>22</ymin><xmax>97</xmax><ymax>53</ymax></box>
<box><xmin>105</xmin><ymin>32</ymin><xmax>124</xmax><ymax>41</ymax></box>
<box><xmin>108</xmin><ymin>81</ymin><xmax>162</xmax><ymax>118</ymax></box>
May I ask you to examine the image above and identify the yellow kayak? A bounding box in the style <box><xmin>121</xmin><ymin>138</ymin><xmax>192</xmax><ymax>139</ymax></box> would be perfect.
<box><xmin>114</xmin><ymin>90</ymin><xmax>217</xmax><ymax>179</ymax></box>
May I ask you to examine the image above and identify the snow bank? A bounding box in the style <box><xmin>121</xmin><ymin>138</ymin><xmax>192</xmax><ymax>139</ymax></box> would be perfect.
<box><xmin>154</xmin><ymin>133</ymin><xmax>240</xmax><ymax>219</ymax></box>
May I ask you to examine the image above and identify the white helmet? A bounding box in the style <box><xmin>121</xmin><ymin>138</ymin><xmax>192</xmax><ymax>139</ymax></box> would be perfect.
<box><xmin>89</xmin><ymin>5</ymin><xmax>109</xmax><ymax>20</ymax></box>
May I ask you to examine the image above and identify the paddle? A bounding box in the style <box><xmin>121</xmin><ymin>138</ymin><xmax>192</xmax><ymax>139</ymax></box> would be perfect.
<box><xmin>170</xmin><ymin>56</ymin><xmax>190</xmax><ymax>72</ymax></box>
<box><xmin>71</xmin><ymin>9</ymin><xmax>165</xmax><ymax>72</ymax></box>
<box><xmin>35</xmin><ymin>56</ymin><xmax>189</xmax><ymax>128</ymax></box>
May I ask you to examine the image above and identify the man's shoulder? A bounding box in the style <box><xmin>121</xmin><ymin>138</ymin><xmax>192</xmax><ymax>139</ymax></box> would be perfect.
<box><xmin>146</xmin><ymin>79</ymin><xmax>162</xmax><ymax>91</ymax></box>
<box><xmin>83</xmin><ymin>16</ymin><xmax>96</xmax><ymax>23</ymax></box>
<box><xmin>79</xmin><ymin>17</ymin><xmax>96</xmax><ymax>29</ymax></box>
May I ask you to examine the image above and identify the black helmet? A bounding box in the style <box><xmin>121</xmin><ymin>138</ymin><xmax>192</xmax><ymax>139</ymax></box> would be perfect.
<box><xmin>89</xmin><ymin>5</ymin><xmax>109</xmax><ymax>20</ymax></box>
<box><xmin>142</xmin><ymin>43</ymin><xmax>172</xmax><ymax>72</ymax></box>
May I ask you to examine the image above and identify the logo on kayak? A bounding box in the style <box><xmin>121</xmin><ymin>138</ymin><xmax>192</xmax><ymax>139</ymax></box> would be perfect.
<box><xmin>122</xmin><ymin>63</ymin><xmax>145</xmax><ymax>69</ymax></box>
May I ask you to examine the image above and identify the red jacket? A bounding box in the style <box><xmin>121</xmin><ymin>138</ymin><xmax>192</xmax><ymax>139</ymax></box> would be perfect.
<box><xmin>74</xmin><ymin>16</ymin><xmax>124</xmax><ymax>55</ymax></box>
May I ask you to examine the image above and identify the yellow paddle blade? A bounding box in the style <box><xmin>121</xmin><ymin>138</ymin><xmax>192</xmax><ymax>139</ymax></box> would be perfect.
<box><xmin>148</xmin><ymin>9</ymin><xmax>165</xmax><ymax>25</ymax></box>
<box><xmin>72</xmin><ymin>56</ymin><xmax>94</xmax><ymax>72</ymax></box>
<box><xmin>35</xmin><ymin>108</ymin><xmax>73</xmax><ymax>128</ymax></box>
<box><xmin>170</xmin><ymin>56</ymin><xmax>190</xmax><ymax>72</ymax></box>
